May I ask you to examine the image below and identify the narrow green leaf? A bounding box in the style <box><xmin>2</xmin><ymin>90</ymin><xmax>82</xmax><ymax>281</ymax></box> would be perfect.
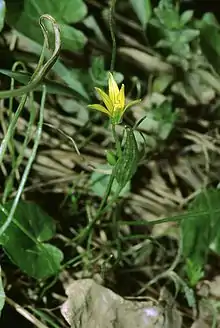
<box><xmin>83</xmin><ymin>16</ymin><xmax>108</xmax><ymax>47</ymax></box>
<box><xmin>0</xmin><ymin>69</ymin><xmax>87</xmax><ymax>98</ymax></box>
<box><xmin>114</xmin><ymin>127</ymin><xmax>139</xmax><ymax>191</ymax></box>
<box><xmin>14</xmin><ymin>32</ymin><xmax>89</xmax><ymax>101</ymax></box>
<box><xmin>106</xmin><ymin>150</ymin><xmax>117</xmax><ymax>166</ymax></box>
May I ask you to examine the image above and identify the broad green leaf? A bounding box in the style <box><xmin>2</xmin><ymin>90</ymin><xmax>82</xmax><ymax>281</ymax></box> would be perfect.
<box><xmin>7</xmin><ymin>0</ymin><xmax>87</xmax><ymax>24</ymax></box>
<box><xmin>6</xmin><ymin>0</ymin><xmax>87</xmax><ymax>51</ymax></box>
<box><xmin>0</xmin><ymin>0</ymin><xmax>5</xmax><ymax>32</ymax></box>
<box><xmin>0</xmin><ymin>267</ymin><xmax>5</xmax><ymax>316</ymax></box>
<box><xmin>89</xmin><ymin>56</ymin><xmax>107</xmax><ymax>87</ymax></box>
<box><xmin>0</xmin><ymin>200</ymin><xmax>63</xmax><ymax>279</ymax></box>
<box><xmin>54</xmin><ymin>64</ymin><xmax>89</xmax><ymax>100</ymax></box>
<box><xmin>200</xmin><ymin>12</ymin><xmax>219</xmax><ymax>26</ymax></box>
<box><xmin>90</xmin><ymin>165</ymin><xmax>130</xmax><ymax>197</ymax></box>
<box><xmin>59</xmin><ymin>23</ymin><xmax>87</xmax><ymax>51</ymax></box>
<box><xmin>152</xmin><ymin>74</ymin><xmax>173</xmax><ymax>93</ymax></box>
<box><xmin>180</xmin><ymin>10</ymin><xmax>194</xmax><ymax>26</ymax></box>
<box><xmin>52</xmin><ymin>62</ymin><xmax>90</xmax><ymax>101</ymax></box>
<box><xmin>89</xmin><ymin>56</ymin><xmax>123</xmax><ymax>88</ymax></box>
<box><xmin>130</xmin><ymin>0</ymin><xmax>152</xmax><ymax>28</ymax></box>
<box><xmin>154</xmin><ymin>3</ymin><xmax>179</xmax><ymax>29</ymax></box>
<box><xmin>199</xmin><ymin>17</ymin><xmax>220</xmax><ymax>74</ymax></box>
<box><xmin>181</xmin><ymin>189</ymin><xmax>220</xmax><ymax>281</ymax></box>
<box><xmin>179</xmin><ymin>29</ymin><xmax>199</xmax><ymax>44</ymax></box>
<box><xmin>39</xmin><ymin>0</ymin><xmax>87</xmax><ymax>24</ymax></box>
<box><xmin>57</xmin><ymin>97</ymin><xmax>89</xmax><ymax>123</ymax></box>
<box><xmin>139</xmin><ymin>100</ymin><xmax>177</xmax><ymax>140</ymax></box>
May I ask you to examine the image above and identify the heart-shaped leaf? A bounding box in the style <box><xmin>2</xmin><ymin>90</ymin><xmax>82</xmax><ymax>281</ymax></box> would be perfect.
<box><xmin>6</xmin><ymin>0</ymin><xmax>87</xmax><ymax>51</ymax></box>
<box><xmin>0</xmin><ymin>200</ymin><xmax>63</xmax><ymax>279</ymax></box>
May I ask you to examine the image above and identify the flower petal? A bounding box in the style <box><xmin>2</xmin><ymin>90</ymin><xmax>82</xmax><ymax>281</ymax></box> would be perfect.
<box><xmin>123</xmin><ymin>99</ymin><xmax>142</xmax><ymax>114</ymax></box>
<box><xmin>118</xmin><ymin>84</ymin><xmax>125</xmax><ymax>109</ymax></box>
<box><xmin>95</xmin><ymin>87</ymin><xmax>114</xmax><ymax>113</ymax></box>
<box><xmin>88</xmin><ymin>104</ymin><xmax>110</xmax><ymax>116</ymax></box>
<box><xmin>108</xmin><ymin>72</ymin><xmax>119</xmax><ymax>104</ymax></box>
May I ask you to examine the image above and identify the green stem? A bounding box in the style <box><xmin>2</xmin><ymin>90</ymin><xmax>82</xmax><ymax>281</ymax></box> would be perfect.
<box><xmin>147</xmin><ymin>231</ymin><xmax>183</xmax><ymax>288</ymax></box>
<box><xmin>2</xmin><ymin>93</ymin><xmax>37</xmax><ymax>203</ymax></box>
<box><xmin>87</xmin><ymin>124</ymin><xmax>123</xmax><ymax>222</ymax></box>
<box><xmin>109</xmin><ymin>0</ymin><xmax>117</xmax><ymax>73</ymax></box>
<box><xmin>7</xmin><ymin>62</ymin><xmax>27</xmax><ymax>170</ymax></box>
<box><xmin>0</xmin><ymin>95</ymin><xmax>28</xmax><ymax>165</ymax></box>
<box><xmin>97</xmin><ymin>173</ymin><xmax>115</xmax><ymax>216</ymax></box>
<box><xmin>72</xmin><ymin>173</ymin><xmax>115</xmax><ymax>244</ymax></box>
<box><xmin>95</xmin><ymin>185</ymin><xmax>121</xmax><ymax>216</ymax></box>
<box><xmin>0</xmin><ymin>15</ymin><xmax>60</xmax><ymax>166</ymax></box>
<box><xmin>0</xmin><ymin>85</ymin><xmax>47</xmax><ymax>236</ymax></box>
<box><xmin>0</xmin><ymin>15</ymin><xmax>60</xmax><ymax>99</ymax></box>
<box><xmin>73</xmin><ymin>123</ymin><xmax>122</xmax><ymax>244</ymax></box>
<box><xmin>112</xmin><ymin>123</ymin><xmax>122</xmax><ymax>158</ymax></box>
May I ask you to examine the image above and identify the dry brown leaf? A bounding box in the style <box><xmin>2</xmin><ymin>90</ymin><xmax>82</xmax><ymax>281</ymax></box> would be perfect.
<box><xmin>61</xmin><ymin>279</ymin><xmax>182</xmax><ymax>328</ymax></box>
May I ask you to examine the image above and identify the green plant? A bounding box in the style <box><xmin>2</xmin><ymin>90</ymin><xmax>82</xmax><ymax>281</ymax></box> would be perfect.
<box><xmin>1</xmin><ymin>0</ymin><xmax>220</xmax><ymax>326</ymax></box>
<box><xmin>0</xmin><ymin>13</ymin><xmax>62</xmax><ymax>316</ymax></box>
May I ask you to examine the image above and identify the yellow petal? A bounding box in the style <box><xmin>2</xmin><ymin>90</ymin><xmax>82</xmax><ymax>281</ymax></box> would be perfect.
<box><xmin>118</xmin><ymin>84</ymin><xmax>125</xmax><ymax>109</ymax></box>
<box><xmin>123</xmin><ymin>99</ymin><xmax>142</xmax><ymax>114</ymax></box>
<box><xmin>108</xmin><ymin>72</ymin><xmax>119</xmax><ymax>104</ymax></box>
<box><xmin>88</xmin><ymin>104</ymin><xmax>111</xmax><ymax>116</ymax></box>
<box><xmin>95</xmin><ymin>87</ymin><xmax>114</xmax><ymax>113</ymax></box>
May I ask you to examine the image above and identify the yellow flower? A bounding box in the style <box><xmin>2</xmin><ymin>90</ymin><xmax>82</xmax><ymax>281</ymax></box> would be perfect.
<box><xmin>88</xmin><ymin>72</ymin><xmax>141</xmax><ymax>124</ymax></box>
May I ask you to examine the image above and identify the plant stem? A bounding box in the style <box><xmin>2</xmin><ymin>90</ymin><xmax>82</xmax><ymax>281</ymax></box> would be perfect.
<box><xmin>96</xmin><ymin>173</ymin><xmax>115</xmax><ymax>218</ymax></box>
<box><xmin>94</xmin><ymin>123</ymin><xmax>122</xmax><ymax>218</ymax></box>
<box><xmin>112</xmin><ymin>123</ymin><xmax>122</xmax><ymax>158</ymax></box>
<box><xmin>73</xmin><ymin>173</ymin><xmax>115</xmax><ymax>244</ymax></box>
<box><xmin>0</xmin><ymin>95</ymin><xmax>28</xmax><ymax>165</ymax></box>
<box><xmin>74</xmin><ymin>123</ymin><xmax>122</xmax><ymax>244</ymax></box>
<box><xmin>0</xmin><ymin>15</ymin><xmax>60</xmax><ymax>99</ymax></box>
<box><xmin>0</xmin><ymin>85</ymin><xmax>47</xmax><ymax>236</ymax></box>
<box><xmin>109</xmin><ymin>0</ymin><xmax>117</xmax><ymax>73</ymax></box>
